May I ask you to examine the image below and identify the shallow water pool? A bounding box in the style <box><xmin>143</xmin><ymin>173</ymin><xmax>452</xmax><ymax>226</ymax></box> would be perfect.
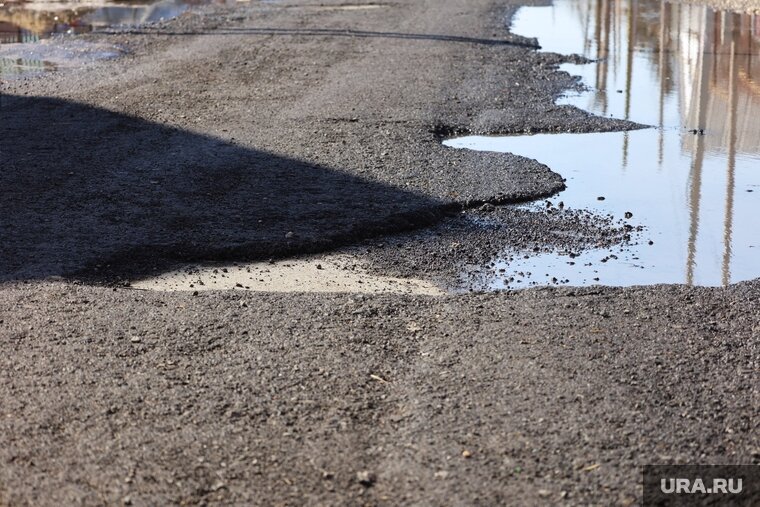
<box><xmin>446</xmin><ymin>0</ymin><xmax>760</xmax><ymax>288</ymax></box>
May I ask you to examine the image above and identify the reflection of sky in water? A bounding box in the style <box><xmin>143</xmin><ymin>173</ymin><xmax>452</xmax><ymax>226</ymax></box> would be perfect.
<box><xmin>83</xmin><ymin>0</ymin><xmax>193</xmax><ymax>28</ymax></box>
<box><xmin>516</xmin><ymin>0</ymin><xmax>760</xmax><ymax>145</ymax></box>
<box><xmin>0</xmin><ymin>0</ymin><xmax>217</xmax><ymax>44</ymax></box>
<box><xmin>448</xmin><ymin>0</ymin><xmax>760</xmax><ymax>288</ymax></box>
<box><xmin>0</xmin><ymin>0</ymin><xmax>220</xmax><ymax>74</ymax></box>
<box><xmin>447</xmin><ymin>130</ymin><xmax>760</xmax><ymax>287</ymax></box>
<box><xmin>0</xmin><ymin>56</ymin><xmax>56</xmax><ymax>74</ymax></box>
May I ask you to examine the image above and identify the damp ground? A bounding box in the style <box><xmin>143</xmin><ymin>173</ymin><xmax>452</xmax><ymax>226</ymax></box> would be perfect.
<box><xmin>128</xmin><ymin>202</ymin><xmax>635</xmax><ymax>294</ymax></box>
<box><xmin>131</xmin><ymin>253</ymin><xmax>444</xmax><ymax>295</ymax></box>
<box><xmin>443</xmin><ymin>0</ymin><xmax>760</xmax><ymax>289</ymax></box>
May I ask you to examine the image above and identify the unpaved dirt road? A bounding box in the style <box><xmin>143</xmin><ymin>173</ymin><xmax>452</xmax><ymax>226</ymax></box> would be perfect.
<box><xmin>0</xmin><ymin>0</ymin><xmax>758</xmax><ymax>505</ymax></box>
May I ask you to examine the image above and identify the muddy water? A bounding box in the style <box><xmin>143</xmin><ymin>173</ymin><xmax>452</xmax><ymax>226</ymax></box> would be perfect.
<box><xmin>447</xmin><ymin>0</ymin><xmax>760</xmax><ymax>288</ymax></box>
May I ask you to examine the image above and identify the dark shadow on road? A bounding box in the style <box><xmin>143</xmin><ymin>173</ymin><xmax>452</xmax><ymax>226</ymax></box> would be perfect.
<box><xmin>0</xmin><ymin>94</ymin><xmax>450</xmax><ymax>283</ymax></box>
<box><xmin>104</xmin><ymin>26</ymin><xmax>540</xmax><ymax>48</ymax></box>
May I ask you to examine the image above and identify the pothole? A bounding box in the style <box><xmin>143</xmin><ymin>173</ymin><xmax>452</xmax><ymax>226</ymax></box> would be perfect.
<box><xmin>0</xmin><ymin>55</ymin><xmax>55</xmax><ymax>74</ymax></box>
<box><xmin>0</xmin><ymin>0</ymin><xmax>211</xmax><ymax>43</ymax></box>
<box><xmin>444</xmin><ymin>0</ymin><xmax>760</xmax><ymax>288</ymax></box>
<box><xmin>0</xmin><ymin>38</ymin><xmax>124</xmax><ymax>77</ymax></box>
<box><xmin>0</xmin><ymin>0</ymin><xmax>229</xmax><ymax>75</ymax></box>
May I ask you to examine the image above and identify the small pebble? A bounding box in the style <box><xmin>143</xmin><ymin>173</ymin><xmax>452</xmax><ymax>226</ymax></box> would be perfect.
<box><xmin>356</xmin><ymin>471</ymin><xmax>376</xmax><ymax>487</ymax></box>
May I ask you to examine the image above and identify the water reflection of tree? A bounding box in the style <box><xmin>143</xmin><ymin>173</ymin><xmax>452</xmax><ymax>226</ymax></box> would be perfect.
<box><xmin>0</xmin><ymin>0</ymin><xmax>220</xmax><ymax>42</ymax></box>
<box><xmin>569</xmin><ymin>0</ymin><xmax>760</xmax><ymax>285</ymax></box>
<box><xmin>0</xmin><ymin>56</ymin><xmax>55</xmax><ymax>74</ymax></box>
<box><xmin>572</xmin><ymin>0</ymin><xmax>760</xmax><ymax>154</ymax></box>
<box><xmin>0</xmin><ymin>9</ymin><xmax>93</xmax><ymax>43</ymax></box>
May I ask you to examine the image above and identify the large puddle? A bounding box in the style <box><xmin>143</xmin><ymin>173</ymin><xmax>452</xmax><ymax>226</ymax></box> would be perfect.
<box><xmin>0</xmin><ymin>0</ymin><xmax>208</xmax><ymax>43</ymax></box>
<box><xmin>0</xmin><ymin>0</ymin><xmax>223</xmax><ymax>75</ymax></box>
<box><xmin>446</xmin><ymin>0</ymin><xmax>760</xmax><ymax>288</ymax></box>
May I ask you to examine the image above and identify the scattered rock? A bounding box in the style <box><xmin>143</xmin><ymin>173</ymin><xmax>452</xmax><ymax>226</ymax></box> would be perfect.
<box><xmin>406</xmin><ymin>322</ymin><xmax>422</xmax><ymax>332</ymax></box>
<box><xmin>356</xmin><ymin>470</ymin><xmax>376</xmax><ymax>487</ymax></box>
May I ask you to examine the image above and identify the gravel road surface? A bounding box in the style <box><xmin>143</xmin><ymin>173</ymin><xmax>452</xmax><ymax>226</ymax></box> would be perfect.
<box><xmin>0</xmin><ymin>0</ymin><xmax>757</xmax><ymax>504</ymax></box>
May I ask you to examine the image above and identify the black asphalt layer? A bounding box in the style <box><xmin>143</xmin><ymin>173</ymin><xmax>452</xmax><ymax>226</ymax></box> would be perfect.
<box><xmin>0</xmin><ymin>0</ymin><xmax>757</xmax><ymax>505</ymax></box>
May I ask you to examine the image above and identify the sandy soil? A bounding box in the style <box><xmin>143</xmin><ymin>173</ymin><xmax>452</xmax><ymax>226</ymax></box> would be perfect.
<box><xmin>0</xmin><ymin>0</ymin><xmax>758</xmax><ymax>505</ymax></box>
